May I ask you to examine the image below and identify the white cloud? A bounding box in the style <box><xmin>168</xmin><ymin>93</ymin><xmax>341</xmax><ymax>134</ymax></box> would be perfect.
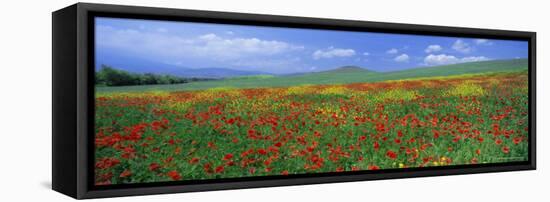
<box><xmin>423</xmin><ymin>54</ymin><xmax>489</xmax><ymax>66</ymax></box>
<box><xmin>312</xmin><ymin>47</ymin><xmax>356</xmax><ymax>59</ymax></box>
<box><xmin>425</xmin><ymin>45</ymin><xmax>442</xmax><ymax>53</ymax></box>
<box><xmin>475</xmin><ymin>39</ymin><xmax>493</xmax><ymax>45</ymax></box>
<box><xmin>96</xmin><ymin>26</ymin><xmax>304</xmax><ymax>61</ymax></box>
<box><xmin>461</xmin><ymin>56</ymin><xmax>491</xmax><ymax>63</ymax></box>
<box><xmin>394</xmin><ymin>54</ymin><xmax>410</xmax><ymax>62</ymax></box>
<box><xmin>156</xmin><ymin>28</ymin><xmax>168</xmax><ymax>33</ymax></box>
<box><xmin>423</xmin><ymin>54</ymin><xmax>459</xmax><ymax>66</ymax></box>
<box><xmin>363</xmin><ymin>52</ymin><xmax>370</xmax><ymax>56</ymax></box>
<box><xmin>386</xmin><ymin>48</ymin><xmax>399</xmax><ymax>54</ymax></box>
<box><xmin>452</xmin><ymin>39</ymin><xmax>472</xmax><ymax>53</ymax></box>
<box><xmin>198</xmin><ymin>33</ymin><xmax>221</xmax><ymax>41</ymax></box>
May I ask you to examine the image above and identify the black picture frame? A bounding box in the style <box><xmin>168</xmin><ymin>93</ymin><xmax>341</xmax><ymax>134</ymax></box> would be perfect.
<box><xmin>52</xmin><ymin>2</ymin><xmax>536</xmax><ymax>199</ymax></box>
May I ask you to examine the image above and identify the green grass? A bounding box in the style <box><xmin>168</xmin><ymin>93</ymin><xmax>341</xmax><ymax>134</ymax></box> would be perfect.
<box><xmin>375</xmin><ymin>59</ymin><xmax>528</xmax><ymax>81</ymax></box>
<box><xmin>96</xmin><ymin>59</ymin><xmax>527</xmax><ymax>93</ymax></box>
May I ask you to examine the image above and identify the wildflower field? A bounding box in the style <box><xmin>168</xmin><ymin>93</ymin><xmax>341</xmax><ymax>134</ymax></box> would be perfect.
<box><xmin>94</xmin><ymin>72</ymin><xmax>529</xmax><ymax>185</ymax></box>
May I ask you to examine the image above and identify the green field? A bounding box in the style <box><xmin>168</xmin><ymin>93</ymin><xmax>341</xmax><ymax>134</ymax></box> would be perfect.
<box><xmin>94</xmin><ymin>70</ymin><xmax>529</xmax><ymax>185</ymax></box>
<box><xmin>96</xmin><ymin>59</ymin><xmax>527</xmax><ymax>93</ymax></box>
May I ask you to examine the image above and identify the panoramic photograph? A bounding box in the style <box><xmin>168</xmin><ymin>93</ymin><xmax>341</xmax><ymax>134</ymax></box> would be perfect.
<box><xmin>93</xmin><ymin>17</ymin><xmax>529</xmax><ymax>185</ymax></box>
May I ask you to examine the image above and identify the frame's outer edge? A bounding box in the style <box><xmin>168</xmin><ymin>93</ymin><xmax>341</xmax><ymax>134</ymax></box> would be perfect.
<box><xmin>51</xmin><ymin>2</ymin><xmax>537</xmax><ymax>199</ymax></box>
<box><xmin>77</xmin><ymin>2</ymin><xmax>534</xmax><ymax>39</ymax></box>
<box><xmin>52</xmin><ymin>4</ymin><xmax>78</xmax><ymax>199</ymax></box>
<box><xmin>76</xmin><ymin>3</ymin><xmax>93</xmax><ymax>199</ymax></box>
<box><xmin>530</xmin><ymin>32</ymin><xmax>536</xmax><ymax>169</ymax></box>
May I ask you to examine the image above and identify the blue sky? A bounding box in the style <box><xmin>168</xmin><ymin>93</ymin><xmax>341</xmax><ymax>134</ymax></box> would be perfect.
<box><xmin>95</xmin><ymin>17</ymin><xmax>528</xmax><ymax>74</ymax></box>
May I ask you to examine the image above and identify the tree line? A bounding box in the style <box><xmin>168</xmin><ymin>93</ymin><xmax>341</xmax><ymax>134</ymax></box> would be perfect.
<box><xmin>95</xmin><ymin>65</ymin><xmax>213</xmax><ymax>86</ymax></box>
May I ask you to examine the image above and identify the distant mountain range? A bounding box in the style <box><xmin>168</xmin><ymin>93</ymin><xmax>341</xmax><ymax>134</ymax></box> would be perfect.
<box><xmin>167</xmin><ymin>67</ymin><xmax>270</xmax><ymax>78</ymax></box>
<box><xmin>96</xmin><ymin>52</ymin><xmax>270</xmax><ymax>78</ymax></box>
<box><xmin>323</xmin><ymin>65</ymin><xmax>371</xmax><ymax>72</ymax></box>
<box><xmin>96</xmin><ymin>63</ymin><xmax>270</xmax><ymax>78</ymax></box>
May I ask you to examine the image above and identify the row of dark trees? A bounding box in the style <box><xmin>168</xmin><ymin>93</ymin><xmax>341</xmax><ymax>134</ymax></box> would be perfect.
<box><xmin>95</xmin><ymin>65</ymin><xmax>212</xmax><ymax>86</ymax></box>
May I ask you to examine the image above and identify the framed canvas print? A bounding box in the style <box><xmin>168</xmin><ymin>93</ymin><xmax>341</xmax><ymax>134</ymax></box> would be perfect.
<box><xmin>52</xmin><ymin>3</ymin><xmax>536</xmax><ymax>199</ymax></box>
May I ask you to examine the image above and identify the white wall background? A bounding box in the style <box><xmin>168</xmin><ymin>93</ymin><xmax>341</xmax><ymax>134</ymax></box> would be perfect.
<box><xmin>0</xmin><ymin>0</ymin><xmax>547</xmax><ymax>201</ymax></box>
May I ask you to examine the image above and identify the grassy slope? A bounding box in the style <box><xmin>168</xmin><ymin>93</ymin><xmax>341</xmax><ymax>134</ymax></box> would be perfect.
<box><xmin>370</xmin><ymin>59</ymin><xmax>528</xmax><ymax>82</ymax></box>
<box><xmin>97</xmin><ymin>59</ymin><xmax>527</xmax><ymax>93</ymax></box>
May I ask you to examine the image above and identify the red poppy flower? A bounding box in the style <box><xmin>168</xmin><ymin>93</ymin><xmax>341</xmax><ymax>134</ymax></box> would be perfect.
<box><xmin>164</xmin><ymin>157</ymin><xmax>173</xmax><ymax>164</ymax></box>
<box><xmin>420</xmin><ymin>143</ymin><xmax>431</xmax><ymax>151</ymax></box>
<box><xmin>226</xmin><ymin>161</ymin><xmax>235</xmax><ymax>166</ymax></box>
<box><xmin>223</xmin><ymin>153</ymin><xmax>234</xmax><ymax>161</ymax></box>
<box><xmin>95</xmin><ymin>157</ymin><xmax>120</xmax><ymax>169</ymax></box>
<box><xmin>167</xmin><ymin>170</ymin><xmax>181</xmax><ymax>180</ymax></box>
<box><xmin>258</xmin><ymin>149</ymin><xmax>268</xmax><ymax>155</ymax></box>
<box><xmin>386</xmin><ymin>150</ymin><xmax>397</xmax><ymax>159</ymax></box>
<box><xmin>203</xmin><ymin>163</ymin><xmax>213</xmax><ymax>173</ymax></box>
<box><xmin>226</xmin><ymin>118</ymin><xmax>235</xmax><ymax>125</ymax></box>
<box><xmin>149</xmin><ymin>163</ymin><xmax>160</xmax><ymax>171</ymax></box>
<box><xmin>394</xmin><ymin>138</ymin><xmax>401</xmax><ymax>144</ymax></box>
<box><xmin>397</xmin><ymin>130</ymin><xmax>404</xmax><ymax>137</ymax></box>
<box><xmin>189</xmin><ymin>157</ymin><xmax>199</xmax><ymax>164</ymax></box>
<box><xmin>451</xmin><ymin>136</ymin><xmax>459</xmax><ymax>142</ymax></box>
<box><xmin>215</xmin><ymin>165</ymin><xmax>225</xmax><ymax>173</ymax></box>
<box><xmin>274</xmin><ymin>142</ymin><xmax>283</xmax><ymax>147</ymax></box>
<box><xmin>368</xmin><ymin>165</ymin><xmax>380</xmax><ymax>170</ymax></box>
<box><xmin>433</xmin><ymin>130</ymin><xmax>440</xmax><ymax>139</ymax></box>
<box><xmin>281</xmin><ymin>170</ymin><xmax>289</xmax><ymax>175</ymax></box>
<box><xmin>248</xmin><ymin>129</ymin><xmax>256</xmax><ymax>136</ymax></box>
<box><xmin>264</xmin><ymin>159</ymin><xmax>273</xmax><ymax>166</ymax></box>
<box><xmin>477</xmin><ymin>137</ymin><xmax>484</xmax><ymax>143</ymax></box>
<box><xmin>314</xmin><ymin>131</ymin><xmax>322</xmax><ymax>137</ymax></box>
<box><xmin>502</xmin><ymin>146</ymin><xmax>510</xmax><ymax>154</ymax></box>
<box><xmin>119</xmin><ymin>169</ymin><xmax>132</xmax><ymax>178</ymax></box>
<box><xmin>375</xmin><ymin>123</ymin><xmax>385</xmax><ymax>132</ymax></box>
<box><xmin>513</xmin><ymin>137</ymin><xmax>522</xmax><ymax>145</ymax></box>
<box><xmin>495</xmin><ymin>139</ymin><xmax>503</xmax><ymax>145</ymax></box>
<box><xmin>408</xmin><ymin>137</ymin><xmax>416</xmax><ymax>143</ymax></box>
<box><xmin>373</xmin><ymin>141</ymin><xmax>380</xmax><ymax>151</ymax></box>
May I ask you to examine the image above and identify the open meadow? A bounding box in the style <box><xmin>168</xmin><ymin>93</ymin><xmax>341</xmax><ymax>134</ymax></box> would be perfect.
<box><xmin>94</xmin><ymin>70</ymin><xmax>529</xmax><ymax>185</ymax></box>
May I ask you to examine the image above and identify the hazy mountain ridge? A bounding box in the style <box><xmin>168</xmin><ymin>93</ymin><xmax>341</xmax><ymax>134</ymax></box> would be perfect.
<box><xmin>96</xmin><ymin>52</ymin><xmax>271</xmax><ymax>78</ymax></box>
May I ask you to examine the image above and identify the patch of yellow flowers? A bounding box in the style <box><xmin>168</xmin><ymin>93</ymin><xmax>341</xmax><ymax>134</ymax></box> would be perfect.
<box><xmin>444</xmin><ymin>82</ymin><xmax>485</xmax><ymax>97</ymax></box>
<box><xmin>372</xmin><ymin>89</ymin><xmax>418</xmax><ymax>102</ymax></box>
<box><xmin>319</xmin><ymin>86</ymin><xmax>350</xmax><ymax>95</ymax></box>
<box><xmin>286</xmin><ymin>85</ymin><xmax>315</xmax><ymax>95</ymax></box>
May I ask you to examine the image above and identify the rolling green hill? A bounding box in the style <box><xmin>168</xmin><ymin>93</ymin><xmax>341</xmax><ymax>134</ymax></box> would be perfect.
<box><xmin>97</xmin><ymin>59</ymin><xmax>528</xmax><ymax>93</ymax></box>
<box><xmin>371</xmin><ymin>59</ymin><xmax>528</xmax><ymax>82</ymax></box>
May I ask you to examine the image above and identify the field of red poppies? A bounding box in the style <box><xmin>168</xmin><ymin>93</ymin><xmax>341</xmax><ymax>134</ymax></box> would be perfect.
<box><xmin>94</xmin><ymin>72</ymin><xmax>528</xmax><ymax>185</ymax></box>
